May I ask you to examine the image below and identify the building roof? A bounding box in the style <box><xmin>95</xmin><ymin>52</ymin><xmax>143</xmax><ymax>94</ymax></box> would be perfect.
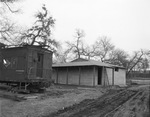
<box><xmin>53</xmin><ymin>58</ymin><xmax>125</xmax><ymax>69</ymax></box>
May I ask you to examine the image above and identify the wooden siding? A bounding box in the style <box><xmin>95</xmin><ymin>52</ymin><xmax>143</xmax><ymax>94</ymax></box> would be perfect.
<box><xmin>57</xmin><ymin>68</ymin><xmax>67</xmax><ymax>84</ymax></box>
<box><xmin>52</xmin><ymin>66</ymin><xmax>126</xmax><ymax>86</ymax></box>
<box><xmin>80</xmin><ymin>66</ymin><xmax>94</xmax><ymax>86</ymax></box>
<box><xmin>106</xmin><ymin>68</ymin><xmax>113</xmax><ymax>85</ymax></box>
<box><xmin>114</xmin><ymin>68</ymin><xmax>126</xmax><ymax>86</ymax></box>
<box><xmin>0</xmin><ymin>46</ymin><xmax>52</xmax><ymax>83</ymax></box>
<box><xmin>68</xmin><ymin>67</ymin><xmax>79</xmax><ymax>85</ymax></box>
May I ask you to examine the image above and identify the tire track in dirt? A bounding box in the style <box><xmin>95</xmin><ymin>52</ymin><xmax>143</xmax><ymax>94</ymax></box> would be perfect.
<box><xmin>45</xmin><ymin>89</ymin><xmax>138</xmax><ymax>117</ymax></box>
<box><xmin>106</xmin><ymin>86</ymin><xmax>150</xmax><ymax>117</ymax></box>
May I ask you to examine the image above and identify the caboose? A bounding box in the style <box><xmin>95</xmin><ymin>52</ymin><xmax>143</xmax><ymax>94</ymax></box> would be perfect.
<box><xmin>0</xmin><ymin>45</ymin><xmax>53</xmax><ymax>92</ymax></box>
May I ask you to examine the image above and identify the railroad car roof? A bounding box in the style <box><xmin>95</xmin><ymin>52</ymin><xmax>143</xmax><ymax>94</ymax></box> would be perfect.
<box><xmin>1</xmin><ymin>45</ymin><xmax>52</xmax><ymax>53</ymax></box>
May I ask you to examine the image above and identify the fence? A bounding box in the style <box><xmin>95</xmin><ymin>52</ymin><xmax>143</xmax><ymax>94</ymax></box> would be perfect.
<box><xmin>128</xmin><ymin>71</ymin><xmax>150</xmax><ymax>78</ymax></box>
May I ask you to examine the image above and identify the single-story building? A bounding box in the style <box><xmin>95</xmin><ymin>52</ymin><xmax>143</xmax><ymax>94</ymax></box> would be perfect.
<box><xmin>52</xmin><ymin>58</ymin><xmax>126</xmax><ymax>86</ymax></box>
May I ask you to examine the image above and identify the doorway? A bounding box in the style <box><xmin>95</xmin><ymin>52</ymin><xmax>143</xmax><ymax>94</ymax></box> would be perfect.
<box><xmin>98</xmin><ymin>67</ymin><xmax>102</xmax><ymax>85</ymax></box>
<box><xmin>36</xmin><ymin>53</ymin><xmax>43</xmax><ymax>78</ymax></box>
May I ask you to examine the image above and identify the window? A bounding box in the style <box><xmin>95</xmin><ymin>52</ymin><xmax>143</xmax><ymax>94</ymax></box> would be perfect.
<box><xmin>38</xmin><ymin>54</ymin><xmax>41</xmax><ymax>62</ymax></box>
<box><xmin>3</xmin><ymin>58</ymin><xmax>11</xmax><ymax>68</ymax></box>
<box><xmin>115</xmin><ymin>67</ymin><xmax>119</xmax><ymax>72</ymax></box>
<box><xmin>37</xmin><ymin>53</ymin><xmax>43</xmax><ymax>62</ymax></box>
<box><xmin>3</xmin><ymin>58</ymin><xmax>17</xmax><ymax>69</ymax></box>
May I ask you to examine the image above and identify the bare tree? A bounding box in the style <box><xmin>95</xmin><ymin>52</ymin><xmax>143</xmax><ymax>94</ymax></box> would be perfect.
<box><xmin>21</xmin><ymin>5</ymin><xmax>59</xmax><ymax>52</ymax></box>
<box><xmin>0</xmin><ymin>0</ymin><xmax>23</xmax><ymax>46</ymax></box>
<box><xmin>126</xmin><ymin>50</ymin><xmax>145</xmax><ymax>76</ymax></box>
<box><xmin>93</xmin><ymin>36</ymin><xmax>114</xmax><ymax>62</ymax></box>
<box><xmin>65</xmin><ymin>29</ymin><xmax>85</xmax><ymax>59</ymax></box>
<box><xmin>136</xmin><ymin>58</ymin><xmax>149</xmax><ymax>72</ymax></box>
<box><xmin>82</xmin><ymin>45</ymin><xmax>97</xmax><ymax>60</ymax></box>
<box><xmin>106</xmin><ymin>49</ymin><xmax>148</xmax><ymax>77</ymax></box>
<box><xmin>107</xmin><ymin>48</ymin><xmax>129</xmax><ymax>67</ymax></box>
<box><xmin>0</xmin><ymin>0</ymin><xmax>20</xmax><ymax>13</ymax></box>
<box><xmin>53</xmin><ymin>50</ymin><xmax>70</xmax><ymax>63</ymax></box>
<box><xmin>0</xmin><ymin>8</ymin><xmax>21</xmax><ymax>45</ymax></box>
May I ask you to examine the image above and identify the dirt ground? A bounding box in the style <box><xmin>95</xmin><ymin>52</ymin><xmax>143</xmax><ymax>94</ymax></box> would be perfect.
<box><xmin>0</xmin><ymin>84</ymin><xmax>149</xmax><ymax>117</ymax></box>
<box><xmin>106</xmin><ymin>85</ymin><xmax>150</xmax><ymax>117</ymax></box>
<box><xmin>0</xmin><ymin>85</ymin><xmax>106</xmax><ymax>117</ymax></box>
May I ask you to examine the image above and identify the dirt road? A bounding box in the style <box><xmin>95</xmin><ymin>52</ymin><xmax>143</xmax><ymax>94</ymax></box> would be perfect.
<box><xmin>44</xmin><ymin>86</ymin><xmax>150</xmax><ymax>117</ymax></box>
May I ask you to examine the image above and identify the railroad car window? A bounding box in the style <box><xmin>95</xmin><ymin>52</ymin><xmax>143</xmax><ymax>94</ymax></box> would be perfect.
<box><xmin>3</xmin><ymin>59</ymin><xmax>7</xmax><ymax>64</ymax></box>
<box><xmin>37</xmin><ymin>53</ymin><xmax>43</xmax><ymax>62</ymax></box>
<box><xmin>38</xmin><ymin>54</ymin><xmax>41</xmax><ymax>62</ymax></box>
<box><xmin>3</xmin><ymin>58</ymin><xmax>11</xmax><ymax>68</ymax></box>
<box><xmin>115</xmin><ymin>67</ymin><xmax>119</xmax><ymax>72</ymax></box>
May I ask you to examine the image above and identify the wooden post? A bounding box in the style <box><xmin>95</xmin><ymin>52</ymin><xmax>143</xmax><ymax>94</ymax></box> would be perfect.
<box><xmin>66</xmin><ymin>67</ymin><xmax>68</xmax><ymax>84</ymax></box>
<box><xmin>79</xmin><ymin>67</ymin><xmax>81</xmax><ymax>85</ymax></box>
<box><xmin>112</xmin><ymin>68</ymin><xmax>114</xmax><ymax>85</ymax></box>
<box><xmin>93</xmin><ymin>66</ymin><xmax>96</xmax><ymax>86</ymax></box>
<box><xmin>56</xmin><ymin>68</ymin><xmax>58</xmax><ymax>83</ymax></box>
<box><xmin>103</xmin><ymin>66</ymin><xmax>105</xmax><ymax>86</ymax></box>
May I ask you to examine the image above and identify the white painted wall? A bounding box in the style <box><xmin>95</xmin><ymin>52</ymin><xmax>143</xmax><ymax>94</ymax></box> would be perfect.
<box><xmin>114</xmin><ymin>68</ymin><xmax>126</xmax><ymax>86</ymax></box>
<box><xmin>80</xmin><ymin>67</ymin><xmax>94</xmax><ymax>86</ymax></box>
<box><xmin>52</xmin><ymin>66</ymin><xmax>126</xmax><ymax>86</ymax></box>
<box><xmin>106</xmin><ymin>68</ymin><xmax>113</xmax><ymax>85</ymax></box>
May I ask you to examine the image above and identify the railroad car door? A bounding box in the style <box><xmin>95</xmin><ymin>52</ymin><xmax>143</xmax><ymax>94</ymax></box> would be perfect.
<box><xmin>36</xmin><ymin>53</ymin><xmax>43</xmax><ymax>78</ymax></box>
<box><xmin>0</xmin><ymin>49</ymin><xmax>2</xmax><ymax>78</ymax></box>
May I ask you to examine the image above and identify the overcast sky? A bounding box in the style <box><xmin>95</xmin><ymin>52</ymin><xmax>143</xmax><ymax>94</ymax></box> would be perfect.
<box><xmin>9</xmin><ymin>0</ymin><xmax>150</xmax><ymax>52</ymax></box>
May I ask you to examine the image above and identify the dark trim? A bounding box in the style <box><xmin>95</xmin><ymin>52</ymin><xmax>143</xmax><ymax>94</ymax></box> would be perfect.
<box><xmin>66</xmin><ymin>67</ymin><xmax>68</xmax><ymax>84</ymax></box>
<box><xmin>103</xmin><ymin>66</ymin><xmax>105</xmax><ymax>86</ymax></box>
<box><xmin>56</xmin><ymin>68</ymin><xmax>58</xmax><ymax>83</ymax></box>
<box><xmin>93</xmin><ymin>66</ymin><xmax>96</xmax><ymax>86</ymax></box>
<box><xmin>79</xmin><ymin>67</ymin><xmax>81</xmax><ymax>85</ymax></box>
<box><xmin>112</xmin><ymin>68</ymin><xmax>114</xmax><ymax>85</ymax></box>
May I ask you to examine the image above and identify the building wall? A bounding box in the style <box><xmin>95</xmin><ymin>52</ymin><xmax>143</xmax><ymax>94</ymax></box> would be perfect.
<box><xmin>53</xmin><ymin>66</ymin><xmax>96</xmax><ymax>86</ymax></box>
<box><xmin>106</xmin><ymin>68</ymin><xmax>113</xmax><ymax>85</ymax></box>
<box><xmin>52</xmin><ymin>66</ymin><xmax>126</xmax><ymax>86</ymax></box>
<box><xmin>68</xmin><ymin>67</ymin><xmax>79</xmax><ymax>85</ymax></box>
<box><xmin>52</xmin><ymin>69</ymin><xmax>57</xmax><ymax>83</ymax></box>
<box><xmin>58</xmin><ymin>68</ymin><xmax>67</xmax><ymax>84</ymax></box>
<box><xmin>80</xmin><ymin>66</ymin><xmax>94</xmax><ymax>86</ymax></box>
<box><xmin>101</xmin><ymin>67</ymin><xmax>126</xmax><ymax>86</ymax></box>
<box><xmin>114</xmin><ymin>68</ymin><xmax>126</xmax><ymax>86</ymax></box>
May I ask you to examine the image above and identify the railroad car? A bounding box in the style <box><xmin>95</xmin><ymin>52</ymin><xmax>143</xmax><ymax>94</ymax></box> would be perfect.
<box><xmin>0</xmin><ymin>45</ymin><xmax>53</xmax><ymax>92</ymax></box>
